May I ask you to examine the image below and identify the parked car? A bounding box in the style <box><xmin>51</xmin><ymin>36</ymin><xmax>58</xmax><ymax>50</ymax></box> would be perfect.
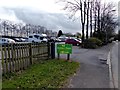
<box><xmin>19</xmin><ymin>38</ymin><xmax>27</xmax><ymax>42</ymax></box>
<box><xmin>48</xmin><ymin>37</ymin><xmax>56</xmax><ymax>42</ymax></box>
<box><xmin>65</xmin><ymin>38</ymin><xmax>81</xmax><ymax>46</ymax></box>
<box><xmin>58</xmin><ymin>36</ymin><xmax>68</xmax><ymax>42</ymax></box>
<box><xmin>28</xmin><ymin>34</ymin><xmax>48</xmax><ymax>43</ymax></box>
<box><xmin>76</xmin><ymin>38</ymin><xmax>82</xmax><ymax>43</ymax></box>
<box><xmin>108</xmin><ymin>37</ymin><xmax>114</xmax><ymax>43</ymax></box>
<box><xmin>23</xmin><ymin>37</ymin><xmax>28</xmax><ymax>42</ymax></box>
<box><xmin>14</xmin><ymin>38</ymin><xmax>22</xmax><ymax>42</ymax></box>
<box><xmin>0</xmin><ymin>38</ymin><xmax>15</xmax><ymax>45</ymax></box>
<box><xmin>55</xmin><ymin>38</ymin><xmax>62</xmax><ymax>42</ymax></box>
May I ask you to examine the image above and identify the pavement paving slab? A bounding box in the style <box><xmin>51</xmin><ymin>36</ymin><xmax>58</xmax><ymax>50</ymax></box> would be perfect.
<box><xmin>110</xmin><ymin>42</ymin><xmax>119</xmax><ymax>89</ymax></box>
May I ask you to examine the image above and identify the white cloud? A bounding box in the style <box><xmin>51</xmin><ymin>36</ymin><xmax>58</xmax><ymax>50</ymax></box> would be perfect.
<box><xmin>0</xmin><ymin>0</ymin><xmax>119</xmax><ymax>13</ymax></box>
<box><xmin>0</xmin><ymin>8</ymin><xmax>24</xmax><ymax>23</ymax></box>
<box><xmin>0</xmin><ymin>0</ymin><xmax>119</xmax><ymax>33</ymax></box>
<box><xmin>0</xmin><ymin>0</ymin><xmax>65</xmax><ymax>13</ymax></box>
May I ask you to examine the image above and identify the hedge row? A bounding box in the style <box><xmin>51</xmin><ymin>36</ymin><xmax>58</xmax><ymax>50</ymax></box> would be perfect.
<box><xmin>82</xmin><ymin>37</ymin><xmax>103</xmax><ymax>49</ymax></box>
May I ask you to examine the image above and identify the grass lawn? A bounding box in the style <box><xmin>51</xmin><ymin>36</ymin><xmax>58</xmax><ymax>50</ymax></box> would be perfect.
<box><xmin>2</xmin><ymin>59</ymin><xmax>79</xmax><ymax>88</ymax></box>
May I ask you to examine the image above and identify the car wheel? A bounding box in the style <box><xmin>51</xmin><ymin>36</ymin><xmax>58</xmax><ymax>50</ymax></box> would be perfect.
<box><xmin>73</xmin><ymin>44</ymin><xmax>75</xmax><ymax>46</ymax></box>
<box><xmin>77</xmin><ymin>43</ymin><xmax>79</xmax><ymax>46</ymax></box>
<box><xmin>41</xmin><ymin>41</ymin><xmax>45</xmax><ymax>43</ymax></box>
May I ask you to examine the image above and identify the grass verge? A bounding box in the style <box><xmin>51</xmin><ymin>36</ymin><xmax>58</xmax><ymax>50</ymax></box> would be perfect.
<box><xmin>2</xmin><ymin>59</ymin><xmax>79</xmax><ymax>88</ymax></box>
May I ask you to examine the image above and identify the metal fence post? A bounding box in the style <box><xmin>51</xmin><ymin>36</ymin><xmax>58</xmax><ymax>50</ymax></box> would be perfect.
<box><xmin>51</xmin><ymin>42</ymin><xmax>55</xmax><ymax>59</ymax></box>
<box><xmin>29</xmin><ymin>43</ymin><xmax>33</xmax><ymax>64</ymax></box>
<box><xmin>47</xmin><ymin>42</ymin><xmax>50</xmax><ymax>59</ymax></box>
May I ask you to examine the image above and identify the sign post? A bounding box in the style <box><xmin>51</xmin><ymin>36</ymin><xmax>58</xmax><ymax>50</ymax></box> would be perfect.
<box><xmin>57</xmin><ymin>44</ymin><xmax>72</xmax><ymax>60</ymax></box>
<box><xmin>58</xmin><ymin>53</ymin><xmax>60</xmax><ymax>60</ymax></box>
<box><xmin>67</xmin><ymin>54</ymin><xmax>70</xmax><ymax>60</ymax></box>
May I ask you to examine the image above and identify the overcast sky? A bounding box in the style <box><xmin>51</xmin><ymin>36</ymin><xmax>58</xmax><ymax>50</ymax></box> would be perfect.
<box><xmin>0</xmin><ymin>0</ymin><xmax>119</xmax><ymax>34</ymax></box>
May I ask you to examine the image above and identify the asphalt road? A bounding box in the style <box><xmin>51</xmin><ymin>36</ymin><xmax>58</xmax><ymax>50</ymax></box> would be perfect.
<box><xmin>55</xmin><ymin>42</ymin><xmax>115</xmax><ymax>88</ymax></box>
<box><xmin>111</xmin><ymin>41</ymin><xmax>119</xmax><ymax>88</ymax></box>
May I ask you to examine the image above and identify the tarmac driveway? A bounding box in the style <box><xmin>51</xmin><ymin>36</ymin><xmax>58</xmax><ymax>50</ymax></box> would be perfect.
<box><xmin>55</xmin><ymin>43</ymin><xmax>115</xmax><ymax>88</ymax></box>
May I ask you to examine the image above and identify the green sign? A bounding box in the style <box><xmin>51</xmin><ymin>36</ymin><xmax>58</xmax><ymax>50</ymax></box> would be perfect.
<box><xmin>57</xmin><ymin>44</ymin><xmax>72</xmax><ymax>54</ymax></box>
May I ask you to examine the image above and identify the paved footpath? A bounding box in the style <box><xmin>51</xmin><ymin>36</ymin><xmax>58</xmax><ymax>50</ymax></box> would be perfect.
<box><xmin>110</xmin><ymin>41</ymin><xmax>119</xmax><ymax>89</ymax></box>
<box><xmin>56</xmin><ymin>43</ymin><xmax>115</xmax><ymax>88</ymax></box>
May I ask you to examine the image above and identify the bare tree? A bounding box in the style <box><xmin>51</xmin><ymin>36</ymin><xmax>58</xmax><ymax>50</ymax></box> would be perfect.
<box><xmin>93</xmin><ymin>2</ymin><xmax>117</xmax><ymax>43</ymax></box>
<box><xmin>2</xmin><ymin>21</ymin><xmax>7</xmax><ymax>36</ymax></box>
<box><xmin>25</xmin><ymin>24</ymin><xmax>31</xmax><ymax>37</ymax></box>
<box><xmin>59</xmin><ymin>0</ymin><xmax>88</xmax><ymax>43</ymax></box>
<box><xmin>101</xmin><ymin>3</ymin><xmax>116</xmax><ymax>31</ymax></box>
<box><xmin>101</xmin><ymin>3</ymin><xmax>117</xmax><ymax>42</ymax></box>
<box><xmin>75</xmin><ymin>32</ymin><xmax>81</xmax><ymax>38</ymax></box>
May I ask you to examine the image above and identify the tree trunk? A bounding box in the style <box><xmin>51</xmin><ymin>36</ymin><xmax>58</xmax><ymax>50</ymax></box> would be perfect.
<box><xmin>94</xmin><ymin>11</ymin><xmax>97</xmax><ymax>32</ymax></box>
<box><xmin>80</xmin><ymin>1</ymin><xmax>85</xmax><ymax>43</ymax></box>
<box><xmin>3</xmin><ymin>22</ymin><xmax>6</xmax><ymax>36</ymax></box>
<box><xmin>90</xmin><ymin>2</ymin><xmax>93</xmax><ymax>37</ymax></box>
<box><xmin>97</xmin><ymin>4</ymin><xmax>100</xmax><ymax>32</ymax></box>
<box><xmin>82</xmin><ymin>1</ymin><xmax>86</xmax><ymax>42</ymax></box>
<box><xmin>86</xmin><ymin>1</ymin><xmax>89</xmax><ymax>39</ymax></box>
<box><xmin>82</xmin><ymin>23</ymin><xmax>85</xmax><ymax>42</ymax></box>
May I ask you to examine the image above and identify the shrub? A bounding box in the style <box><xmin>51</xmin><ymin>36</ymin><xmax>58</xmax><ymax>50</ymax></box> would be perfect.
<box><xmin>83</xmin><ymin>37</ymin><xmax>103</xmax><ymax>49</ymax></box>
<box><xmin>90</xmin><ymin>37</ymin><xmax>103</xmax><ymax>46</ymax></box>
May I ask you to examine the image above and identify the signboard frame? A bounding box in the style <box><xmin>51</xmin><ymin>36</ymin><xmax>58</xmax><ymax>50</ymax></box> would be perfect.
<box><xmin>57</xmin><ymin>44</ymin><xmax>72</xmax><ymax>60</ymax></box>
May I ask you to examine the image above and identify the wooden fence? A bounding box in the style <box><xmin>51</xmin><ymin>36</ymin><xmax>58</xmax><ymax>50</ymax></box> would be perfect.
<box><xmin>1</xmin><ymin>42</ymin><xmax>51</xmax><ymax>74</ymax></box>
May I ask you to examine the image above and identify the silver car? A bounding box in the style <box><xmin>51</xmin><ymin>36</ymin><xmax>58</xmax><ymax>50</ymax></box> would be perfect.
<box><xmin>0</xmin><ymin>38</ymin><xmax>15</xmax><ymax>44</ymax></box>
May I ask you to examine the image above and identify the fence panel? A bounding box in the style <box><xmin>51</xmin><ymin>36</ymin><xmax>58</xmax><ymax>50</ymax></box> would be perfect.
<box><xmin>1</xmin><ymin>42</ymin><xmax>51</xmax><ymax>74</ymax></box>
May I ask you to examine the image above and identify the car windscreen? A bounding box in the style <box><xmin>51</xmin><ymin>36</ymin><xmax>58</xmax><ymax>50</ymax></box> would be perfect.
<box><xmin>34</xmin><ymin>35</ymin><xmax>39</xmax><ymax>39</ymax></box>
<box><xmin>29</xmin><ymin>36</ymin><xmax>33</xmax><ymax>38</ymax></box>
<box><xmin>40</xmin><ymin>37</ymin><xmax>44</xmax><ymax>40</ymax></box>
<box><xmin>2</xmin><ymin>39</ymin><xmax>6</xmax><ymax>42</ymax></box>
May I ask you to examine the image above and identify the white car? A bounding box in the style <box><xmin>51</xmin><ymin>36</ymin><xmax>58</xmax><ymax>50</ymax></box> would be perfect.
<box><xmin>28</xmin><ymin>34</ymin><xmax>48</xmax><ymax>43</ymax></box>
<box><xmin>55</xmin><ymin>38</ymin><xmax>61</xmax><ymax>42</ymax></box>
<box><xmin>0</xmin><ymin>38</ymin><xmax>15</xmax><ymax>44</ymax></box>
<box><xmin>58</xmin><ymin>36</ymin><xmax>68</xmax><ymax>42</ymax></box>
<box><xmin>20</xmin><ymin>38</ymin><xmax>26</xmax><ymax>42</ymax></box>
